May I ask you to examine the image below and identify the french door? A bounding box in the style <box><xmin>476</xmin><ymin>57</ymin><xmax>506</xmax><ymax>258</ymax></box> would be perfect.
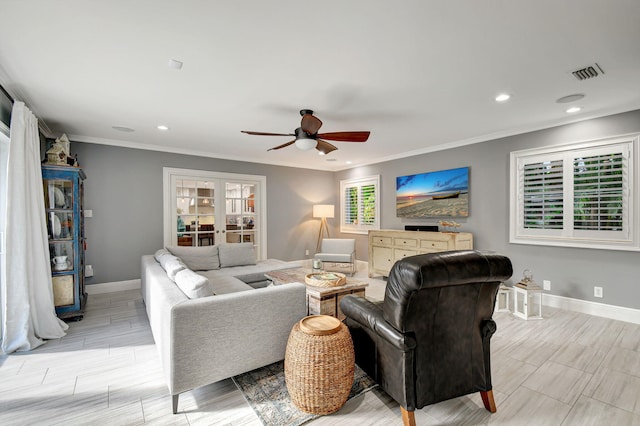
<box><xmin>163</xmin><ymin>168</ymin><xmax>267</xmax><ymax>259</ymax></box>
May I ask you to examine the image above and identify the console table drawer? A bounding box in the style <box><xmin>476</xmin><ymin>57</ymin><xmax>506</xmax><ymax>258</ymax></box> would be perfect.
<box><xmin>372</xmin><ymin>236</ymin><xmax>392</xmax><ymax>245</ymax></box>
<box><xmin>394</xmin><ymin>238</ymin><xmax>417</xmax><ymax>248</ymax></box>
<box><xmin>394</xmin><ymin>248</ymin><xmax>417</xmax><ymax>261</ymax></box>
<box><xmin>420</xmin><ymin>240</ymin><xmax>449</xmax><ymax>250</ymax></box>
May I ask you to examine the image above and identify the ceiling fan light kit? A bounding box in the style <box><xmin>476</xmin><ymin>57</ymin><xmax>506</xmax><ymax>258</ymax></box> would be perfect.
<box><xmin>242</xmin><ymin>109</ymin><xmax>370</xmax><ymax>154</ymax></box>
<box><xmin>295</xmin><ymin>137</ymin><xmax>317</xmax><ymax>151</ymax></box>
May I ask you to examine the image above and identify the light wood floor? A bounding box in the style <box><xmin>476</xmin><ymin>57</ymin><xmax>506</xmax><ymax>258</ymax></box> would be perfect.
<box><xmin>2</xmin><ymin>266</ymin><xmax>640</xmax><ymax>425</ymax></box>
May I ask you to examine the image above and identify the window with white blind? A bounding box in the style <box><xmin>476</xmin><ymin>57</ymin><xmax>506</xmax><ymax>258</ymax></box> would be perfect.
<box><xmin>340</xmin><ymin>175</ymin><xmax>380</xmax><ymax>234</ymax></box>
<box><xmin>510</xmin><ymin>134</ymin><xmax>639</xmax><ymax>251</ymax></box>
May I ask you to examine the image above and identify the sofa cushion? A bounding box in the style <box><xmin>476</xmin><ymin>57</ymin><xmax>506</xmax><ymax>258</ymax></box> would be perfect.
<box><xmin>166</xmin><ymin>245</ymin><xmax>221</xmax><ymax>270</ymax></box>
<box><xmin>218</xmin><ymin>243</ymin><xmax>256</xmax><ymax>267</ymax></box>
<box><xmin>164</xmin><ymin>258</ymin><xmax>187</xmax><ymax>281</ymax></box>
<box><xmin>174</xmin><ymin>269</ymin><xmax>214</xmax><ymax>299</ymax></box>
<box><xmin>202</xmin><ymin>274</ymin><xmax>255</xmax><ymax>295</ymax></box>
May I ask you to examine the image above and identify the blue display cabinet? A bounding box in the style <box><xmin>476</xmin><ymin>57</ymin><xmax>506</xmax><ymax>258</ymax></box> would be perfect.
<box><xmin>42</xmin><ymin>165</ymin><xmax>87</xmax><ymax>319</ymax></box>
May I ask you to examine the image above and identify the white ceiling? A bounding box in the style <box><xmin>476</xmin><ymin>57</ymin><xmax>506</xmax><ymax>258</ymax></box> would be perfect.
<box><xmin>1</xmin><ymin>0</ymin><xmax>639</xmax><ymax>171</ymax></box>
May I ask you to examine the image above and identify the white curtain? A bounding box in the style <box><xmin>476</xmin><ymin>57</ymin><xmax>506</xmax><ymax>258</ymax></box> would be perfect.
<box><xmin>0</xmin><ymin>101</ymin><xmax>68</xmax><ymax>354</ymax></box>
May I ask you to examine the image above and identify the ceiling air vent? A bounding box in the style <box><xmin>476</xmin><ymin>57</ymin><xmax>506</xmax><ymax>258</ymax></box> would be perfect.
<box><xmin>571</xmin><ymin>63</ymin><xmax>604</xmax><ymax>81</ymax></box>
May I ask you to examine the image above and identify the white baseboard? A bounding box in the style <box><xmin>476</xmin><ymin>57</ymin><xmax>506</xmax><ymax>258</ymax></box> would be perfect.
<box><xmin>85</xmin><ymin>279</ymin><xmax>141</xmax><ymax>295</ymax></box>
<box><xmin>543</xmin><ymin>293</ymin><xmax>640</xmax><ymax>325</ymax></box>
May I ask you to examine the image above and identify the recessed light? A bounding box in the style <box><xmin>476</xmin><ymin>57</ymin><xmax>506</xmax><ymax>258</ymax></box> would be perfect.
<box><xmin>495</xmin><ymin>93</ymin><xmax>511</xmax><ymax>102</ymax></box>
<box><xmin>168</xmin><ymin>59</ymin><xmax>183</xmax><ymax>70</ymax></box>
<box><xmin>556</xmin><ymin>94</ymin><xmax>585</xmax><ymax>104</ymax></box>
<box><xmin>566</xmin><ymin>106</ymin><xmax>581</xmax><ymax>113</ymax></box>
<box><xmin>112</xmin><ymin>125</ymin><xmax>135</xmax><ymax>132</ymax></box>
<box><xmin>157</xmin><ymin>125</ymin><xmax>170</xmax><ymax>131</ymax></box>
<box><xmin>346</xmin><ymin>161</ymin><xmax>352</xmax><ymax>165</ymax></box>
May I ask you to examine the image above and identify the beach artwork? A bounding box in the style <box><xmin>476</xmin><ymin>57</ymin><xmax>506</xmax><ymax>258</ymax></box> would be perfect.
<box><xmin>396</xmin><ymin>167</ymin><xmax>469</xmax><ymax>217</ymax></box>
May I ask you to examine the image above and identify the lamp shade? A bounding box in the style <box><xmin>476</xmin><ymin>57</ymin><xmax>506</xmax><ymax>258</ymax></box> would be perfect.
<box><xmin>313</xmin><ymin>204</ymin><xmax>335</xmax><ymax>219</ymax></box>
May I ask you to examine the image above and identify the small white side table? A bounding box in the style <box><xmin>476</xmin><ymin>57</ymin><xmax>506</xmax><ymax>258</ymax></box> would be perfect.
<box><xmin>495</xmin><ymin>284</ymin><xmax>511</xmax><ymax>312</ymax></box>
<box><xmin>512</xmin><ymin>283</ymin><xmax>543</xmax><ymax>320</ymax></box>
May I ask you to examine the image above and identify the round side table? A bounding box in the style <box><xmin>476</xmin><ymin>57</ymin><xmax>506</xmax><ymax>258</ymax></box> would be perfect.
<box><xmin>284</xmin><ymin>315</ymin><xmax>355</xmax><ymax>415</ymax></box>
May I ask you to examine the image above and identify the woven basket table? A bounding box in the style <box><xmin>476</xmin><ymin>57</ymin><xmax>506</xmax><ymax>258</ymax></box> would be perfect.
<box><xmin>284</xmin><ymin>315</ymin><xmax>355</xmax><ymax>415</ymax></box>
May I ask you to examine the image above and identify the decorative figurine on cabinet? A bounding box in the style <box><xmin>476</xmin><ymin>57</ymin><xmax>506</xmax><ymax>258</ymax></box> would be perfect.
<box><xmin>45</xmin><ymin>140</ymin><xmax>67</xmax><ymax>165</ymax></box>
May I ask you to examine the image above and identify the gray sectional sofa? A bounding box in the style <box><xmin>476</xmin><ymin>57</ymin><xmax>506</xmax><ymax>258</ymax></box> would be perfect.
<box><xmin>140</xmin><ymin>243</ymin><xmax>307</xmax><ymax>413</ymax></box>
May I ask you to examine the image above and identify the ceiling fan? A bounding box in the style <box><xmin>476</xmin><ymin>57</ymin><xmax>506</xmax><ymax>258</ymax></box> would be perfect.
<box><xmin>241</xmin><ymin>109</ymin><xmax>370</xmax><ymax>155</ymax></box>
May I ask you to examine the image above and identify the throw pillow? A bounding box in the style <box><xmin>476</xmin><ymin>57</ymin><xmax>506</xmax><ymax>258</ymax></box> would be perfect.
<box><xmin>218</xmin><ymin>243</ymin><xmax>256</xmax><ymax>267</ymax></box>
<box><xmin>166</xmin><ymin>245</ymin><xmax>220</xmax><ymax>270</ymax></box>
<box><xmin>174</xmin><ymin>269</ymin><xmax>214</xmax><ymax>299</ymax></box>
<box><xmin>164</xmin><ymin>258</ymin><xmax>187</xmax><ymax>281</ymax></box>
<box><xmin>158</xmin><ymin>253</ymin><xmax>179</xmax><ymax>271</ymax></box>
<box><xmin>154</xmin><ymin>248</ymin><xmax>170</xmax><ymax>262</ymax></box>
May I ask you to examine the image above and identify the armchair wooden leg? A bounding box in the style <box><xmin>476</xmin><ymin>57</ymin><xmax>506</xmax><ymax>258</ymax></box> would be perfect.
<box><xmin>480</xmin><ymin>390</ymin><xmax>497</xmax><ymax>413</ymax></box>
<box><xmin>401</xmin><ymin>407</ymin><xmax>416</xmax><ymax>426</ymax></box>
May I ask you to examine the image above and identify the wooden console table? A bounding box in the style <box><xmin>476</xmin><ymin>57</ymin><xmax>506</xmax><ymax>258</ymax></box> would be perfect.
<box><xmin>265</xmin><ymin>268</ymin><xmax>368</xmax><ymax>320</ymax></box>
<box><xmin>368</xmin><ymin>229</ymin><xmax>473</xmax><ymax>277</ymax></box>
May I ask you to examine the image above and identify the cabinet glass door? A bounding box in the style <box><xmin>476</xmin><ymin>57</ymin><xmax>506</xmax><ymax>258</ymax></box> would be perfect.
<box><xmin>43</xmin><ymin>177</ymin><xmax>76</xmax><ymax>308</ymax></box>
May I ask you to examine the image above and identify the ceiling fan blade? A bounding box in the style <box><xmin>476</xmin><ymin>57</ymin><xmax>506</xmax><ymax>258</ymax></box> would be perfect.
<box><xmin>301</xmin><ymin>114</ymin><xmax>323</xmax><ymax>134</ymax></box>
<box><xmin>242</xmin><ymin>130</ymin><xmax>295</xmax><ymax>137</ymax></box>
<box><xmin>316</xmin><ymin>139</ymin><xmax>338</xmax><ymax>155</ymax></box>
<box><xmin>317</xmin><ymin>131</ymin><xmax>370</xmax><ymax>142</ymax></box>
<box><xmin>267</xmin><ymin>139</ymin><xmax>296</xmax><ymax>151</ymax></box>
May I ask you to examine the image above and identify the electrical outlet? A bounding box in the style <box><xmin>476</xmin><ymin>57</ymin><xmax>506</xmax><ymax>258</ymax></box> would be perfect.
<box><xmin>594</xmin><ymin>286</ymin><xmax>603</xmax><ymax>298</ymax></box>
<box><xmin>543</xmin><ymin>280</ymin><xmax>551</xmax><ymax>291</ymax></box>
<box><xmin>85</xmin><ymin>265</ymin><xmax>94</xmax><ymax>277</ymax></box>
<box><xmin>305</xmin><ymin>249</ymin><xmax>309</xmax><ymax>256</ymax></box>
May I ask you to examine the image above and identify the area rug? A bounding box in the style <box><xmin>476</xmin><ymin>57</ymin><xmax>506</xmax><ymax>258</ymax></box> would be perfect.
<box><xmin>232</xmin><ymin>360</ymin><xmax>378</xmax><ymax>426</ymax></box>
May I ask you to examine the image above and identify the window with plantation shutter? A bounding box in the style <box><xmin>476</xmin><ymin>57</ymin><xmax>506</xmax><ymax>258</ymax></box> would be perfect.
<box><xmin>340</xmin><ymin>175</ymin><xmax>380</xmax><ymax>234</ymax></box>
<box><xmin>510</xmin><ymin>135</ymin><xmax>639</xmax><ymax>251</ymax></box>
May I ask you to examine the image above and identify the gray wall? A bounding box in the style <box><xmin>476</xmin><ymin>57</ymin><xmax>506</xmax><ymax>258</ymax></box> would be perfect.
<box><xmin>71</xmin><ymin>142</ymin><xmax>335</xmax><ymax>284</ymax></box>
<box><xmin>71</xmin><ymin>109</ymin><xmax>640</xmax><ymax>309</ymax></box>
<box><xmin>336</xmin><ymin>109</ymin><xmax>640</xmax><ymax>310</ymax></box>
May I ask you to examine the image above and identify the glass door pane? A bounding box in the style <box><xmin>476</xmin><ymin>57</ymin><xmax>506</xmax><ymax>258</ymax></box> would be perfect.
<box><xmin>43</xmin><ymin>179</ymin><xmax>73</xmax><ymax>210</ymax></box>
<box><xmin>225</xmin><ymin>182</ymin><xmax>256</xmax><ymax>246</ymax></box>
<box><xmin>43</xmin><ymin>178</ymin><xmax>75</xmax><ymax>264</ymax></box>
<box><xmin>175</xmin><ymin>179</ymin><xmax>216</xmax><ymax>246</ymax></box>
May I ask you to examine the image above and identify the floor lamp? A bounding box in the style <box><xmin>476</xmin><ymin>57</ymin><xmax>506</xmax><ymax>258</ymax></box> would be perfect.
<box><xmin>313</xmin><ymin>204</ymin><xmax>334</xmax><ymax>253</ymax></box>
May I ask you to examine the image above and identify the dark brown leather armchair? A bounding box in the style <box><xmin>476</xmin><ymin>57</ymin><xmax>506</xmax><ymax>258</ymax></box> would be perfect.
<box><xmin>340</xmin><ymin>250</ymin><xmax>512</xmax><ymax>425</ymax></box>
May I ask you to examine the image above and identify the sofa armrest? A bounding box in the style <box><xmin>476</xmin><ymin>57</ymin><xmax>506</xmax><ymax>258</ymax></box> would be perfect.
<box><xmin>168</xmin><ymin>282</ymin><xmax>306</xmax><ymax>395</ymax></box>
<box><xmin>340</xmin><ymin>295</ymin><xmax>415</xmax><ymax>351</ymax></box>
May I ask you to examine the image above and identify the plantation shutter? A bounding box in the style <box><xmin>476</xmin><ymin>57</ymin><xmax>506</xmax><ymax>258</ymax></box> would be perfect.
<box><xmin>361</xmin><ymin>184</ymin><xmax>376</xmax><ymax>225</ymax></box>
<box><xmin>340</xmin><ymin>175</ymin><xmax>380</xmax><ymax>234</ymax></box>
<box><xmin>522</xmin><ymin>159</ymin><xmax>564</xmax><ymax>229</ymax></box>
<box><xmin>344</xmin><ymin>185</ymin><xmax>358</xmax><ymax>225</ymax></box>
<box><xmin>573</xmin><ymin>152</ymin><xmax>624</xmax><ymax>231</ymax></box>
